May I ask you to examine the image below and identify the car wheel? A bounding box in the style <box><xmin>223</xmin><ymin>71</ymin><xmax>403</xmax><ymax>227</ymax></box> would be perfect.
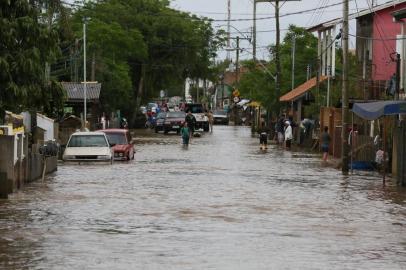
<box><xmin>204</xmin><ymin>125</ymin><xmax>209</xmax><ymax>132</ymax></box>
<box><xmin>164</xmin><ymin>130</ymin><xmax>168</xmax><ymax>134</ymax></box>
<box><xmin>131</xmin><ymin>152</ymin><xmax>135</xmax><ymax>160</ymax></box>
<box><xmin>155</xmin><ymin>127</ymin><xmax>158</xmax><ymax>133</ymax></box>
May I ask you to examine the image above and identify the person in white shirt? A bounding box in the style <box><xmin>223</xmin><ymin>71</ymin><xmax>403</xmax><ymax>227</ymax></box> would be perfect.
<box><xmin>284</xmin><ymin>121</ymin><xmax>293</xmax><ymax>149</ymax></box>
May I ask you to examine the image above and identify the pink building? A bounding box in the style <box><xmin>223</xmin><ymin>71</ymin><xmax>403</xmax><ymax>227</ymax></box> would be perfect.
<box><xmin>356</xmin><ymin>2</ymin><xmax>406</xmax><ymax>98</ymax></box>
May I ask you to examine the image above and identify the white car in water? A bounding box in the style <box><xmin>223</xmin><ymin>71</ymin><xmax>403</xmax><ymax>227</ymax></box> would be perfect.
<box><xmin>63</xmin><ymin>132</ymin><xmax>113</xmax><ymax>163</ymax></box>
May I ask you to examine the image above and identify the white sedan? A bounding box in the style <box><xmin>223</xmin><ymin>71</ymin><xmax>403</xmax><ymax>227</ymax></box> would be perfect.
<box><xmin>63</xmin><ymin>132</ymin><xmax>113</xmax><ymax>163</ymax></box>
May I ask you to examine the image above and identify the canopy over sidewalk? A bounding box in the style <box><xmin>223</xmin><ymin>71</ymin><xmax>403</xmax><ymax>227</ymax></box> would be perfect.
<box><xmin>352</xmin><ymin>101</ymin><xmax>406</xmax><ymax>120</ymax></box>
<box><xmin>279</xmin><ymin>76</ymin><xmax>327</xmax><ymax>102</ymax></box>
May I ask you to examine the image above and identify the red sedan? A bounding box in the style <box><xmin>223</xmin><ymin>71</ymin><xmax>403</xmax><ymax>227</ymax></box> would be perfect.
<box><xmin>99</xmin><ymin>129</ymin><xmax>135</xmax><ymax>161</ymax></box>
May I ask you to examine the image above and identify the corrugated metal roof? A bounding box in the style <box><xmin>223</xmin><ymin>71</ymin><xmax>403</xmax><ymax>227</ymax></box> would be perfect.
<box><xmin>279</xmin><ymin>76</ymin><xmax>327</xmax><ymax>102</ymax></box>
<box><xmin>61</xmin><ymin>82</ymin><xmax>101</xmax><ymax>102</ymax></box>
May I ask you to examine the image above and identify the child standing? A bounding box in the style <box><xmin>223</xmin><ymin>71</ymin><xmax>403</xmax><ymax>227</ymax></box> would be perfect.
<box><xmin>258</xmin><ymin>122</ymin><xmax>269</xmax><ymax>150</ymax></box>
<box><xmin>180</xmin><ymin>122</ymin><xmax>190</xmax><ymax>146</ymax></box>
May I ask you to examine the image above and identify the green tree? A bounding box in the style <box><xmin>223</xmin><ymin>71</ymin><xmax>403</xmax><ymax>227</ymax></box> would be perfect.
<box><xmin>68</xmin><ymin>0</ymin><xmax>225</xmax><ymax>122</ymax></box>
<box><xmin>238</xmin><ymin>25</ymin><xmax>318</xmax><ymax>115</ymax></box>
<box><xmin>0</xmin><ymin>0</ymin><xmax>65</xmax><ymax>118</ymax></box>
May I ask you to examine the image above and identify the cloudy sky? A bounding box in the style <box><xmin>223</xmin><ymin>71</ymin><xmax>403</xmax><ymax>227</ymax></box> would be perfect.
<box><xmin>170</xmin><ymin>0</ymin><xmax>392</xmax><ymax>60</ymax></box>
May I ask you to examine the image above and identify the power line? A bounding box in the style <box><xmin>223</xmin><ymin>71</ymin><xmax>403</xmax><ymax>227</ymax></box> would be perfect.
<box><xmin>61</xmin><ymin>0</ymin><xmax>351</xmax><ymax>23</ymax></box>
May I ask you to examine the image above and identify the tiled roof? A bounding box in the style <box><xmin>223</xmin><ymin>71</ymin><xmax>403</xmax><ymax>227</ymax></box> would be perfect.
<box><xmin>61</xmin><ymin>82</ymin><xmax>101</xmax><ymax>102</ymax></box>
<box><xmin>279</xmin><ymin>76</ymin><xmax>327</xmax><ymax>102</ymax></box>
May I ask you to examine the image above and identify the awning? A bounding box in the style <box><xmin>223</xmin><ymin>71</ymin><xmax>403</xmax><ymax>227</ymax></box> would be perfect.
<box><xmin>352</xmin><ymin>101</ymin><xmax>406</xmax><ymax>120</ymax></box>
<box><xmin>247</xmin><ymin>101</ymin><xmax>261</xmax><ymax>107</ymax></box>
<box><xmin>279</xmin><ymin>76</ymin><xmax>327</xmax><ymax>102</ymax></box>
<box><xmin>237</xmin><ymin>99</ymin><xmax>250</xmax><ymax>106</ymax></box>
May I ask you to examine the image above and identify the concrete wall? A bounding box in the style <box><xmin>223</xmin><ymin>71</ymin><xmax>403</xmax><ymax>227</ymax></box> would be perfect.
<box><xmin>0</xmin><ymin>134</ymin><xmax>57</xmax><ymax>198</ymax></box>
<box><xmin>0</xmin><ymin>135</ymin><xmax>16</xmax><ymax>195</ymax></box>
<box><xmin>37</xmin><ymin>114</ymin><xmax>55</xmax><ymax>142</ymax></box>
<box><xmin>28</xmin><ymin>144</ymin><xmax>57</xmax><ymax>182</ymax></box>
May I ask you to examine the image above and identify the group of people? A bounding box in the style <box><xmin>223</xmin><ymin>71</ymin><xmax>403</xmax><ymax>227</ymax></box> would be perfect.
<box><xmin>257</xmin><ymin>117</ymin><xmax>293</xmax><ymax>150</ymax></box>
<box><xmin>180</xmin><ymin>110</ymin><xmax>214</xmax><ymax>147</ymax></box>
<box><xmin>257</xmin><ymin>115</ymin><xmax>332</xmax><ymax>162</ymax></box>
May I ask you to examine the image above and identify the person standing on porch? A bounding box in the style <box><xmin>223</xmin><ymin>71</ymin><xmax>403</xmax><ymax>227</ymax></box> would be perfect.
<box><xmin>284</xmin><ymin>121</ymin><xmax>293</xmax><ymax>149</ymax></box>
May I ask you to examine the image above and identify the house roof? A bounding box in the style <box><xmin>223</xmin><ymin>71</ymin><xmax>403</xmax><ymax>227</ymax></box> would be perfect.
<box><xmin>307</xmin><ymin>1</ymin><xmax>406</xmax><ymax>32</ymax></box>
<box><xmin>279</xmin><ymin>76</ymin><xmax>327</xmax><ymax>102</ymax></box>
<box><xmin>61</xmin><ymin>82</ymin><xmax>101</xmax><ymax>102</ymax></box>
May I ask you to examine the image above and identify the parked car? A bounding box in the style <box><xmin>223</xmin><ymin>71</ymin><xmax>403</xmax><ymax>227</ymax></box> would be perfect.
<box><xmin>155</xmin><ymin>112</ymin><xmax>167</xmax><ymax>133</ymax></box>
<box><xmin>100</xmin><ymin>129</ymin><xmax>135</xmax><ymax>161</ymax></box>
<box><xmin>213</xmin><ymin>110</ymin><xmax>229</xmax><ymax>125</ymax></box>
<box><xmin>62</xmin><ymin>131</ymin><xmax>113</xmax><ymax>163</ymax></box>
<box><xmin>163</xmin><ymin>111</ymin><xmax>186</xmax><ymax>134</ymax></box>
<box><xmin>184</xmin><ymin>103</ymin><xmax>210</xmax><ymax>132</ymax></box>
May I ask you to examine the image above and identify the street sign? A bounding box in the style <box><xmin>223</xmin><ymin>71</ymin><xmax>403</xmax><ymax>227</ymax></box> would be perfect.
<box><xmin>160</xmin><ymin>90</ymin><xmax>165</xmax><ymax>98</ymax></box>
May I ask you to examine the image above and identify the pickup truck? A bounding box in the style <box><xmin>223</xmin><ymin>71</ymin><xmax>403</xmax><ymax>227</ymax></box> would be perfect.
<box><xmin>184</xmin><ymin>103</ymin><xmax>210</xmax><ymax>132</ymax></box>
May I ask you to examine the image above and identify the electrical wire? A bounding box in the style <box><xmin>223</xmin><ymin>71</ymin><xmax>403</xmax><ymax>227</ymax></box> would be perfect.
<box><xmin>61</xmin><ymin>0</ymin><xmax>352</xmax><ymax>23</ymax></box>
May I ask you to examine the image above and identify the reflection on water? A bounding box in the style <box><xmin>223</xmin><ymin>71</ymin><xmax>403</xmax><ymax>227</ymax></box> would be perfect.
<box><xmin>0</xmin><ymin>126</ymin><xmax>405</xmax><ymax>270</ymax></box>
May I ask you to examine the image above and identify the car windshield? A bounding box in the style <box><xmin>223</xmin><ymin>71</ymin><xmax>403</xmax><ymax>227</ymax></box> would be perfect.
<box><xmin>157</xmin><ymin>112</ymin><xmax>167</xmax><ymax>119</ymax></box>
<box><xmin>167</xmin><ymin>112</ymin><xmax>186</xmax><ymax>118</ymax></box>
<box><xmin>68</xmin><ymin>135</ymin><xmax>108</xmax><ymax>147</ymax></box>
<box><xmin>105</xmin><ymin>133</ymin><xmax>128</xmax><ymax>145</ymax></box>
<box><xmin>187</xmin><ymin>105</ymin><xmax>203</xmax><ymax>113</ymax></box>
<box><xmin>214</xmin><ymin>110</ymin><xmax>227</xmax><ymax>115</ymax></box>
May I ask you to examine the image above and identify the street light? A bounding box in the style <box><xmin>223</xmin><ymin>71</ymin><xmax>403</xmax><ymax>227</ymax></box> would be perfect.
<box><xmin>83</xmin><ymin>17</ymin><xmax>88</xmax><ymax>130</ymax></box>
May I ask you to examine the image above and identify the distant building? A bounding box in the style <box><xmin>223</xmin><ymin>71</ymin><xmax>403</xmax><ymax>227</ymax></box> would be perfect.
<box><xmin>61</xmin><ymin>82</ymin><xmax>101</xmax><ymax>129</ymax></box>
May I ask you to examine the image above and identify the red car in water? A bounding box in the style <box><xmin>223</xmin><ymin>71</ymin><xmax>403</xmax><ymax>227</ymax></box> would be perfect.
<box><xmin>99</xmin><ymin>129</ymin><xmax>135</xmax><ymax>161</ymax></box>
<box><xmin>163</xmin><ymin>111</ymin><xmax>186</xmax><ymax>134</ymax></box>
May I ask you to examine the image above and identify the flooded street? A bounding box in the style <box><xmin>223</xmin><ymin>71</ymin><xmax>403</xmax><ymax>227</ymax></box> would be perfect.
<box><xmin>1</xmin><ymin>126</ymin><xmax>406</xmax><ymax>269</ymax></box>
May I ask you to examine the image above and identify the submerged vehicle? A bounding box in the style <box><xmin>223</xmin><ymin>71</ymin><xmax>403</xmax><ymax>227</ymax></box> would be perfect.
<box><xmin>184</xmin><ymin>103</ymin><xmax>209</xmax><ymax>132</ymax></box>
<box><xmin>63</xmin><ymin>132</ymin><xmax>113</xmax><ymax>163</ymax></box>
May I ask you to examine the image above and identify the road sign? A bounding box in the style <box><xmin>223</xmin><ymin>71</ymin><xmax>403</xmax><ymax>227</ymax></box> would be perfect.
<box><xmin>160</xmin><ymin>90</ymin><xmax>165</xmax><ymax>98</ymax></box>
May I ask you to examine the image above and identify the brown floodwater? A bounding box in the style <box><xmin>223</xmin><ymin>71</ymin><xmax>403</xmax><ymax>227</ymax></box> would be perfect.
<box><xmin>0</xmin><ymin>126</ymin><xmax>405</xmax><ymax>269</ymax></box>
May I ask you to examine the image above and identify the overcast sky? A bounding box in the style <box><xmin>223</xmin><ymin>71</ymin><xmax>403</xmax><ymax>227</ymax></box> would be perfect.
<box><xmin>170</xmin><ymin>0</ymin><xmax>391</xmax><ymax>60</ymax></box>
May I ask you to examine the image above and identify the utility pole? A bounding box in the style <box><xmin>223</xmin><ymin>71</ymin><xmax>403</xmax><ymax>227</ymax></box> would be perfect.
<box><xmin>342</xmin><ymin>0</ymin><xmax>350</xmax><ymax>174</ymax></box>
<box><xmin>253</xmin><ymin>1</ymin><xmax>257</xmax><ymax>60</ymax></box>
<box><xmin>227</xmin><ymin>0</ymin><xmax>231</xmax><ymax>60</ymax></box>
<box><xmin>275</xmin><ymin>0</ymin><xmax>281</xmax><ymax>113</ymax></box>
<box><xmin>291</xmin><ymin>34</ymin><xmax>296</xmax><ymax>90</ymax></box>
<box><xmin>83</xmin><ymin>19</ymin><xmax>87</xmax><ymax>130</ymax></box>
<box><xmin>396</xmin><ymin>53</ymin><xmax>401</xmax><ymax>100</ymax></box>
<box><xmin>74</xmin><ymin>38</ymin><xmax>79</xmax><ymax>82</ymax></box>
<box><xmin>327</xmin><ymin>65</ymin><xmax>331</xmax><ymax>107</ymax></box>
<box><xmin>236</xmin><ymin>36</ymin><xmax>240</xmax><ymax>84</ymax></box>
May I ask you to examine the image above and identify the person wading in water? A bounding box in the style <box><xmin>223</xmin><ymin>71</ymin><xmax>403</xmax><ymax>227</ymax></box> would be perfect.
<box><xmin>321</xmin><ymin>126</ymin><xmax>331</xmax><ymax>161</ymax></box>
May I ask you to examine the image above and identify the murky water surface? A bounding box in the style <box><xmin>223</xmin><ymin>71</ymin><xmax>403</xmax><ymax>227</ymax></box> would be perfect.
<box><xmin>0</xmin><ymin>126</ymin><xmax>405</xmax><ymax>269</ymax></box>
